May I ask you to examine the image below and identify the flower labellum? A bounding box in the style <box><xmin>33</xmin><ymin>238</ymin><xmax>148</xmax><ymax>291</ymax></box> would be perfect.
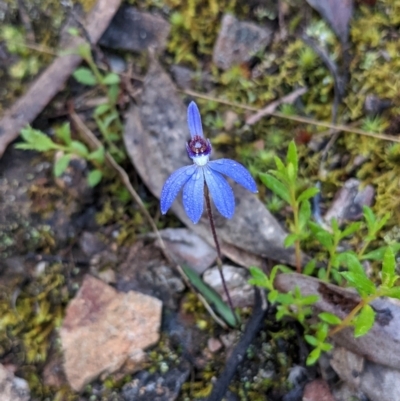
<box><xmin>160</xmin><ymin>101</ymin><xmax>257</xmax><ymax>224</ymax></box>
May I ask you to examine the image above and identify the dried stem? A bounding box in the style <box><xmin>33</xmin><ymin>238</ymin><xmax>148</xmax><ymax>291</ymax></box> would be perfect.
<box><xmin>204</xmin><ymin>186</ymin><xmax>239</xmax><ymax>327</ymax></box>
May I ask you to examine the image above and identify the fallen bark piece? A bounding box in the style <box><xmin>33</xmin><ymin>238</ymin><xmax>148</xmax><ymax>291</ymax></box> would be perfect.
<box><xmin>331</xmin><ymin>347</ymin><xmax>400</xmax><ymax>401</ymax></box>
<box><xmin>0</xmin><ymin>364</ymin><xmax>30</xmax><ymax>401</ymax></box>
<box><xmin>60</xmin><ymin>275</ymin><xmax>162</xmax><ymax>392</ymax></box>
<box><xmin>275</xmin><ymin>273</ymin><xmax>400</xmax><ymax>370</ymax></box>
<box><xmin>0</xmin><ymin>0</ymin><xmax>122</xmax><ymax>158</ymax></box>
<box><xmin>213</xmin><ymin>14</ymin><xmax>274</xmax><ymax>70</ymax></box>
<box><xmin>123</xmin><ymin>60</ymin><xmax>298</xmax><ymax>267</ymax></box>
<box><xmin>100</xmin><ymin>5</ymin><xmax>170</xmax><ymax>52</ymax></box>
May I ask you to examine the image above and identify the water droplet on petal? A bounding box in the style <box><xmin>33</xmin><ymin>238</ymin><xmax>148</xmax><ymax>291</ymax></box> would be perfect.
<box><xmin>185</xmin><ymin>169</ymin><xmax>193</xmax><ymax>176</ymax></box>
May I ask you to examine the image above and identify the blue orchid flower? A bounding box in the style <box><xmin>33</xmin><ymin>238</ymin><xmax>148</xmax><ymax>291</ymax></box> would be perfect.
<box><xmin>160</xmin><ymin>101</ymin><xmax>257</xmax><ymax>224</ymax></box>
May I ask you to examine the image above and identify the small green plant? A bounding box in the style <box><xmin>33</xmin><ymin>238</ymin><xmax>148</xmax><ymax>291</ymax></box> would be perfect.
<box><xmin>250</xmin><ymin>141</ymin><xmax>400</xmax><ymax>365</ymax></box>
<box><xmin>259</xmin><ymin>141</ymin><xmax>319</xmax><ymax>272</ymax></box>
<box><xmin>249</xmin><ymin>266</ymin><xmax>337</xmax><ymax>365</ymax></box>
<box><xmin>73</xmin><ymin>43</ymin><xmax>125</xmax><ymax>163</ymax></box>
<box><xmin>16</xmin><ymin>124</ymin><xmax>105</xmax><ymax>187</ymax></box>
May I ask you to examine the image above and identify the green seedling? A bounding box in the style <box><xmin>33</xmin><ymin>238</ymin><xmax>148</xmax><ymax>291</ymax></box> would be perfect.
<box><xmin>16</xmin><ymin>124</ymin><xmax>105</xmax><ymax>187</ymax></box>
<box><xmin>259</xmin><ymin>140</ymin><xmax>319</xmax><ymax>272</ymax></box>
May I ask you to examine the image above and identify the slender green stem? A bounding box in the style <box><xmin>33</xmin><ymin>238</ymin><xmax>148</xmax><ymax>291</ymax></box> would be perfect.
<box><xmin>329</xmin><ymin>294</ymin><xmax>377</xmax><ymax>336</ymax></box>
<box><xmin>290</xmin><ymin>192</ymin><xmax>302</xmax><ymax>273</ymax></box>
<box><xmin>204</xmin><ymin>186</ymin><xmax>239</xmax><ymax>327</ymax></box>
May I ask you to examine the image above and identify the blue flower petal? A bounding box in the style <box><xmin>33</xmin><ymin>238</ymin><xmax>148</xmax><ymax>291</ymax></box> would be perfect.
<box><xmin>182</xmin><ymin>167</ymin><xmax>205</xmax><ymax>223</ymax></box>
<box><xmin>161</xmin><ymin>164</ymin><xmax>197</xmax><ymax>214</ymax></box>
<box><xmin>187</xmin><ymin>101</ymin><xmax>204</xmax><ymax>138</ymax></box>
<box><xmin>208</xmin><ymin>159</ymin><xmax>258</xmax><ymax>193</ymax></box>
<box><xmin>204</xmin><ymin>167</ymin><xmax>235</xmax><ymax>219</ymax></box>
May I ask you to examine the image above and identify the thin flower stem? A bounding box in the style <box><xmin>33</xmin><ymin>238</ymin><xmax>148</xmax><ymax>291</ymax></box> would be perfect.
<box><xmin>204</xmin><ymin>186</ymin><xmax>239</xmax><ymax>327</ymax></box>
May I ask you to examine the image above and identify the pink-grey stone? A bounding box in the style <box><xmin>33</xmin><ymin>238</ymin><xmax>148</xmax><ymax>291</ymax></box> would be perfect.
<box><xmin>0</xmin><ymin>364</ymin><xmax>30</xmax><ymax>401</ymax></box>
<box><xmin>213</xmin><ymin>14</ymin><xmax>273</xmax><ymax>70</ymax></box>
<box><xmin>60</xmin><ymin>275</ymin><xmax>162</xmax><ymax>391</ymax></box>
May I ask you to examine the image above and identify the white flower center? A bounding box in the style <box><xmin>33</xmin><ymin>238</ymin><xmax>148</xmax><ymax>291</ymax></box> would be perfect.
<box><xmin>192</xmin><ymin>154</ymin><xmax>209</xmax><ymax>166</ymax></box>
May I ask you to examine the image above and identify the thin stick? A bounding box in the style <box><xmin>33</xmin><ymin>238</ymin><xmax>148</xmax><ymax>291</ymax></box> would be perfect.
<box><xmin>204</xmin><ymin>186</ymin><xmax>239</xmax><ymax>326</ymax></box>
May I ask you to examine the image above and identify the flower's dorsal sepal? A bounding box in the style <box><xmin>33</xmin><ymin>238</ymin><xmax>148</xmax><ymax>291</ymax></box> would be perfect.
<box><xmin>187</xmin><ymin>101</ymin><xmax>204</xmax><ymax>138</ymax></box>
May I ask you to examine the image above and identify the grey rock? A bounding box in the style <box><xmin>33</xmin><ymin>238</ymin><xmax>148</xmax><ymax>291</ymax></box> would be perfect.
<box><xmin>331</xmin><ymin>347</ymin><xmax>400</xmax><ymax>401</ymax></box>
<box><xmin>203</xmin><ymin>265</ymin><xmax>254</xmax><ymax>307</ymax></box>
<box><xmin>100</xmin><ymin>6</ymin><xmax>170</xmax><ymax>52</ymax></box>
<box><xmin>213</xmin><ymin>14</ymin><xmax>274</xmax><ymax>70</ymax></box>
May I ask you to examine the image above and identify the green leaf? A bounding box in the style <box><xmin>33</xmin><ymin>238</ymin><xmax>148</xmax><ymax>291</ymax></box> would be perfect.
<box><xmin>276</xmin><ymin>293</ymin><xmax>294</xmax><ymax>305</ymax></box>
<box><xmin>87</xmin><ymin>169</ymin><xmax>103</xmax><ymax>187</ymax></box>
<box><xmin>286</xmin><ymin>141</ymin><xmax>298</xmax><ymax>174</ymax></box>
<box><xmin>102</xmin><ymin>72</ymin><xmax>120</xmax><ymax>85</ymax></box>
<box><xmin>304</xmin><ymin>335</ymin><xmax>318</xmax><ymax>346</ymax></box>
<box><xmin>297</xmin><ymin>187</ymin><xmax>319</xmax><ymax>203</ymax></box>
<box><xmin>108</xmin><ymin>84</ymin><xmax>119</xmax><ymax>104</ymax></box>
<box><xmin>315</xmin><ymin>322</ymin><xmax>329</xmax><ymax>340</ymax></box>
<box><xmin>16</xmin><ymin>127</ymin><xmax>58</xmax><ymax>151</ymax></box>
<box><xmin>318</xmin><ymin>312</ymin><xmax>342</xmax><ymax>325</ymax></box>
<box><xmin>319</xmin><ymin>342</ymin><xmax>333</xmax><ymax>352</ymax></box>
<box><xmin>248</xmin><ymin>266</ymin><xmax>270</xmax><ymax>289</ymax></box>
<box><xmin>54</xmin><ymin>154</ymin><xmax>71</xmax><ymax>177</ymax></box>
<box><xmin>67</xmin><ymin>27</ymin><xmax>80</xmax><ymax>36</ymax></box>
<box><xmin>354</xmin><ymin>305</ymin><xmax>375</xmax><ymax>337</ymax></box>
<box><xmin>341</xmin><ymin>222</ymin><xmax>362</xmax><ymax>239</ymax></box>
<box><xmin>268</xmin><ymin>289</ymin><xmax>279</xmax><ymax>303</ymax></box>
<box><xmin>55</xmin><ymin>123</ymin><xmax>72</xmax><ymax>145</ymax></box>
<box><xmin>375</xmin><ymin>212</ymin><xmax>391</xmax><ymax>232</ymax></box>
<box><xmin>182</xmin><ymin>265</ymin><xmax>239</xmax><ymax>327</ymax></box>
<box><xmin>94</xmin><ymin>104</ymin><xmax>110</xmax><ymax>116</ymax></box>
<box><xmin>284</xmin><ymin>233</ymin><xmax>298</xmax><ymax>248</ymax></box>
<box><xmin>70</xmin><ymin>141</ymin><xmax>89</xmax><ymax>157</ymax></box>
<box><xmin>301</xmin><ymin>295</ymin><xmax>319</xmax><ymax>305</ymax></box>
<box><xmin>381</xmin><ymin>286</ymin><xmax>400</xmax><ymax>299</ymax></box>
<box><xmin>299</xmin><ymin>200</ymin><xmax>311</xmax><ymax>231</ymax></box>
<box><xmin>88</xmin><ymin>146</ymin><xmax>105</xmax><ymax>164</ymax></box>
<box><xmin>274</xmin><ymin>156</ymin><xmax>286</xmax><ymax>174</ymax></box>
<box><xmin>340</xmin><ymin>272</ymin><xmax>376</xmax><ymax>297</ymax></box>
<box><xmin>315</xmin><ymin>231</ymin><xmax>334</xmax><ymax>249</ymax></box>
<box><xmin>303</xmin><ymin>259</ymin><xmax>316</xmax><ymax>276</ymax></box>
<box><xmin>382</xmin><ymin>246</ymin><xmax>396</xmax><ymax>287</ymax></box>
<box><xmin>306</xmin><ymin>348</ymin><xmax>321</xmax><ymax>365</ymax></box>
<box><xmin>259</xmin><ymin>172</ymin><xmax>290</xmax><ymax>203</ymax></box>
<box><xmin>73</xmin><ymin>67</ymin><xmax>97</xmax><ymax>86</ymax></box>
<box><xmin>363</xmin><ymin>206</ymin><xmax>376</xmax><ymax>231</ymax></box>
<box><xmin>286</xmin><ymin>162</ymin><xmax>296</xmax><ymax>184</ymax></box>
<box><xmin>362</xmin><ymin>243</ymin><xmax>400</xmax><ymax>261</ymax></box>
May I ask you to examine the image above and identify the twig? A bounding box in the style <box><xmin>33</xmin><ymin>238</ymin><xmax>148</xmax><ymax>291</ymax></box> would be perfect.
<box><xmin>69</xmin><ymin>110</ymin><xmax>229</xmax><ymax>329</ymax></box>
<box><xmin>246</xmin><ymin>87</ymin><xmax>307</xmax><ymax>125</ymax></box>
<box><xmin>205</xmin><ymin>288</ymin><xmax>267</xmax><ymax>401</ymax></box>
